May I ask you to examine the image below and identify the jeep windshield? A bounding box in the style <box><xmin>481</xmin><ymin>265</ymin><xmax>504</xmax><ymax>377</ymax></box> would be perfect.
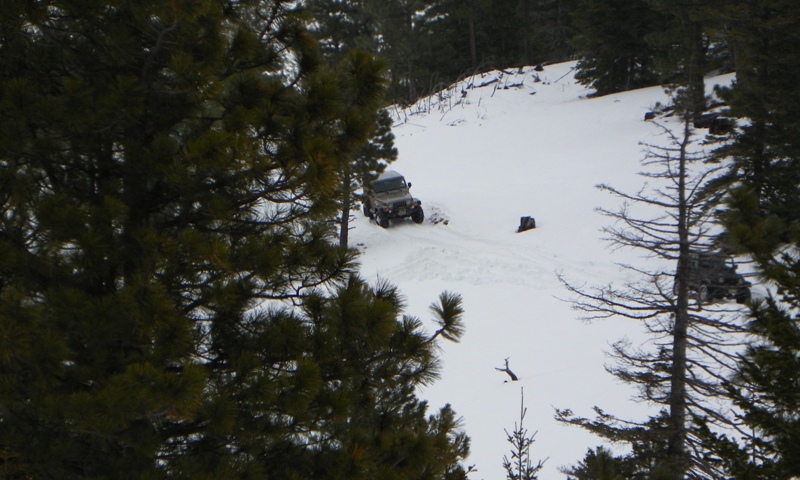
<box><xmin>692</xmin><ymin>253</ymin><xmax>732</xmax><ymax>271</ymax></box>
<box><xmin>373</xmin><ymin>177</ymin><xmax>407</xmax><ymax>193</ymax></box>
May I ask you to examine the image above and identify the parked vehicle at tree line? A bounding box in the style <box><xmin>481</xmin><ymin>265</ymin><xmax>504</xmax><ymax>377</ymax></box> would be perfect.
<box><xmin>677</xmin><ymin>251</ymin><xmax>751</xmax><ymax>304</ymax></box>
<box><xmin>362</xmin><ymin>170</ymin><xmax>424</xmax><ymax>228</ymax></box>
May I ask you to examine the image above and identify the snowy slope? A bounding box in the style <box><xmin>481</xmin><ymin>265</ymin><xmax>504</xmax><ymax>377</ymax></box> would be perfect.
<box><xmin>349</xmin><ymin>62</ymin><xmax>736</xmax><ymax>479</ymax></box>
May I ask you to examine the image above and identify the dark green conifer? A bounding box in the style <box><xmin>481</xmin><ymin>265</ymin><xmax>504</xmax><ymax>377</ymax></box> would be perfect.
<box><xmin>703</xmin><ymin>291</ymin><xmax>800</xmax><ymax>479</ymax></box>
<box><xmin>0</xmin><ymin>1</ymin><xmax>468</xmax><ymax>478</ymax></box>
<box><xmin>709</xmin><ymin>0</ymin><xmax>800</xmax><ymax>231</ymax></box>
<box><xmin>306</xmin><ymin>0</ymin><xmax>378</xmax><ymax>59</ymax></box>
<box><xmin>645</xmin><ymin>0</ymin><xmax>710</xmax><ymax>119</ymax></box>
<box><xmin>289</xmin><ymin>276</ymin><xmax>469</xmax><ymax>480</ymax></box>
<box><xmin>562</xmin><ymin>446</ymin><xmax>632</xmax><ymax>480</ymax></box>
<box><xmin>704</xmin><ymin>127</ymin><xmax>800</xmax><ymax>480</ymax></box>
<box><xmin>571</xmin><ymin>0</ymin><xmax>665</xmax><ymax>95</ymax></box>
<box><xmin>700</xmin><ymin>5</ymin><xmax>800</xmax><ymax>472</ymax></box>
<box><xmin>329</xmin><ymin>51</ymin><xmax>396</xmax><ymax>248</ymax></box>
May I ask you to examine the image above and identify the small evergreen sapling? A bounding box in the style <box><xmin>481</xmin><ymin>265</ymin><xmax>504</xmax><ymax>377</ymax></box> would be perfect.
<box><xmin>503</xmin><ymin>387</ymin><xmax>547</xmax><ymax>480</ymax></box>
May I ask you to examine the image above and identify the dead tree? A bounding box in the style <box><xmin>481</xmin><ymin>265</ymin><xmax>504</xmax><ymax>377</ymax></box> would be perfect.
<box><xmin>556</xmin><ymin>117</ymin><xmax>750</xmax><ymax>480</ymax></box>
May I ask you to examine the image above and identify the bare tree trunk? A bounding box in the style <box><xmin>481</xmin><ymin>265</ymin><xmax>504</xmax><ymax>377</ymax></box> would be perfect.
<box><xmin>339</xmin><ymin>167</ymin><xmax>352</xmax><ymax>249</ymax></box>
<box><xmin>687</xmin><ymin>20</ymin><xmax>707</xmax><ymax>120</ymax></box>
<box><xmin>468</xmin><ymin>15</ymin><xmax>477</xmax><ymax>70</ymax></box>
<box><xmin>406</xmin><ymin>58</ymin><xmax>416</xmax><ymax>101</ymax></box>
<box><xmin>667</xmin><ymin>281</ymin><xmax>688</xmax><ymax>480</ymax></box>
<box><xmin>668</xmin><ymin>118</ymin><xmax>692</xmax><ymax>480</ymax></box>
<box><xmin>520</xmin><ymin>0</ymin><xmax>531</xmax><ymax>65</ymax></box>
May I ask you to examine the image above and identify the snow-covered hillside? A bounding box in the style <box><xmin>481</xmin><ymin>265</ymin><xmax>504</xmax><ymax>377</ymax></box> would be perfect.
<box><xmin>349</xmin><ymin>62</ymin><xmax>737</xmax><ymax>479</ymax></box>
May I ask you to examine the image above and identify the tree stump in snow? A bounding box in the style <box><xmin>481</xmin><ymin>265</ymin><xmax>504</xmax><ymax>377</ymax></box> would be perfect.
<box><xmin>517</xmin><ymin>216</ymin><xmax>536</xmax><ymax>233</ymax></box>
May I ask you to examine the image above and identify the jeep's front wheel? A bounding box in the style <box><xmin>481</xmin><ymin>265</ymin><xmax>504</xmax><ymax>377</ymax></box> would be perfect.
<box><xmin>377</xmin><ymin>211</ymin><xmax>390</xmax><ymax>228</ymax></box>
<box><xmin>411</xmin><ymin>206</ymin><xmax>424</xmax><ymax>224</ymax></box>
<box><xmin>735</xmin><ymin>286</ymin><xmax>751</xmax><ymax>304</ymax></box>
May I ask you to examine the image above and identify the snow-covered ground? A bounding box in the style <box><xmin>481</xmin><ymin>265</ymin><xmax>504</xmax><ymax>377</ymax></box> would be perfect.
<box><xmin>348</xmin><ymin>62</ymin><xmax>740</xmax><ymax>479</ymax></box>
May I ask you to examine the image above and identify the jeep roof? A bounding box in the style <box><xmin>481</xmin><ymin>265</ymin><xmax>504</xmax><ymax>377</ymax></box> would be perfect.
<box><xmin>372</xmin><ymin>170</ymin><xmax>408</xmax><ymax>193</ymax></box>
<box><xmin>377</xmin><ymin>170</ymin><xmax>404</xmax><ymax>181</ymax></box>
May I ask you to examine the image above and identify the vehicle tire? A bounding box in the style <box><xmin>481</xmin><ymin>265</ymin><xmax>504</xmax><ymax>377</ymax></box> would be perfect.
<box><xmin>363</xmin><ymin>203</ymin><xmax>374</xmax><ymax>219</ymax></box>
<box><xmin>710</xmin><ymin>286</ymin><xmax>725</xmax><ymax>301</ymax></box>
<box><xmin>377</xmin><ymin>211</ymin><xmax>390</xmax><ymax>228</ymax></box>
<box><xmin>411</xmin><ymin>206</ymin><xmax>424</xmax><ymax>224</ymax></box>
<box><xmin>735</xmin><ymin>286</ymin><xmax>751</xmax><ymax>304</ymax></box>
<box><xmin>697</xmin><ymin>284</ymin><xmax>710</xmax><ymax>304</ymax></box>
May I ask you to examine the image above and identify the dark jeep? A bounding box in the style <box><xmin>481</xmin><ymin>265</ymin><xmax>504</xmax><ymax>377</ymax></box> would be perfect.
<box><xmin>677</xmin><ymin>251</ymin><xmax>751</xmax><ymax>304</ymax></box>
<box><xmin>363</xmin><ymin>170</ymin><xmax>424</xmax><ymax>228</ymax></box>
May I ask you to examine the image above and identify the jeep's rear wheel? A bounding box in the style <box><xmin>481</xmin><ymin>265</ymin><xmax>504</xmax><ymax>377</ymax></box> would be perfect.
<box><xmin>411</xmin><ymin>206</ymin><xmax>424</xmax><ymax>224</ymax></box>
<box><xmin>698</xmin><ymin>284</ymin><xmax>710</xmax><ymax>304</ymax></box>
<box><xmin>363</xmin><ymin>202</ymin><xmax>374</xmax><ymax>219</ymax></box>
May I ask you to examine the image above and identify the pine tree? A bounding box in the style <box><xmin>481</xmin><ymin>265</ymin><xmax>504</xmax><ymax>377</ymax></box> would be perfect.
<box><xmin>338</xmin><ymin>106</ymin><xmax>397</xmax><ymax>248</ymax></box>
<box><xmin>0</xmin><ymin>1</ymin><xmax>468</xmax><ymax>478</ymax></box>
<box><xmin>571</xmin><ymin>0</ymin><xmax>665</xmax><ymax>95</ymax></box>
<box><xmin>316</xmin><ymin>49</ymin><xmax>394</xmax><ymax>249</ymax></box>
<box><xmin>700</xmin><ymin>21</ymin><xmax>800</xmax><ymax>470</ymax></box>
<box><xmin>698</xmin><ymin>6</ymin><xmax>800</xmax><ymax>473</ymax></box>
<box><xmin>707</xmin><ymin>0</ymin><xmax>800</xmax><ymax>232</ymax></box>
<box><xmin>562</xmin><ymin>446</ymin><xmax>633</xmax><ymax>480</ymax></box>
<box><xmin>367</xmin><ymin>0</ymin><xmax>433</xmax><ymax>103</ymax></box>
<box><xmin>304</xmin><ymin>3</ymin><xmax>398</xmax><ymax>248</ymax></box>
<box><xmin>306</xmin><ymin>0</ymin><xmax>378</xmax><ymax>59</ymax></box>
<box><xmin>699</xmin><ymin>290</ymin><xmax>800</xmax><ymax>479</ymax></box>
<box><xmin>289</xmin><ymin>277</ymin><xmax>470</xmax><ymax>479</ymax></box>
<box><xmin>526</xmin><ymin>0</ymin><xmax>578</xmax><ymax>64</ymax></box>
<box><xmin>645</xmin><ymin>0</ymin><xmax>710</xmax><ymax>120</ymax></box>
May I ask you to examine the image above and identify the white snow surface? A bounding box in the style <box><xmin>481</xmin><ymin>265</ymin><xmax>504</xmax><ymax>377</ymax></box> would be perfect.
<box><xmin>348</xmin><ymin>62</ymin><xmax>737</xmax><ymax>479</ymax></box>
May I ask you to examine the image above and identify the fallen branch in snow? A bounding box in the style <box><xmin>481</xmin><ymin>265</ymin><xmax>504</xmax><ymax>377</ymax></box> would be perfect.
<box><xmin>496</xmin><ymin>358</ymin><xmax>519</xmax><ymax>381</ymax></box>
